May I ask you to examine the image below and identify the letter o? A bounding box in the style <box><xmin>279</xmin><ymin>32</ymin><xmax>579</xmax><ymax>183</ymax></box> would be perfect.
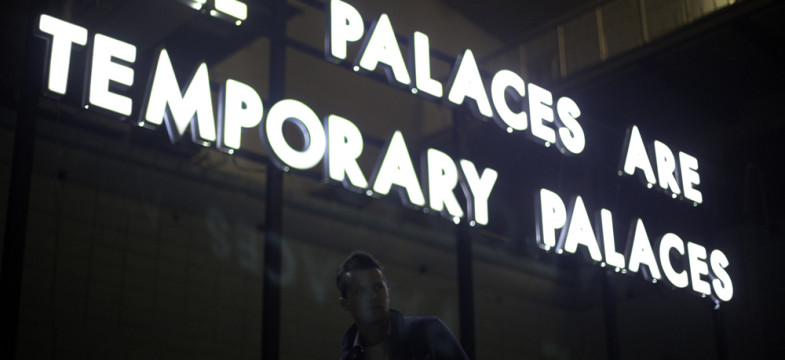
<box><xmin>262</xmin><ymin>99</ymin><xmax>326</xmax><ymax>170</ymax></box>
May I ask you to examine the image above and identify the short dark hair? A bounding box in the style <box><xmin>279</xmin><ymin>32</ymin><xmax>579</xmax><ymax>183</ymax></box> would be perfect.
<box><xmin>336</xmin><ymin>251</ymin><xmax>384</xmax><ymax>298</ymax></box>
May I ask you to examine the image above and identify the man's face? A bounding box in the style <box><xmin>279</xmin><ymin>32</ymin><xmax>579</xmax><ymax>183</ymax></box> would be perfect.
<box><xmin>339</xmin><ymin>268</ymin><xmax>390</xmax><ymax>326</ymax></box>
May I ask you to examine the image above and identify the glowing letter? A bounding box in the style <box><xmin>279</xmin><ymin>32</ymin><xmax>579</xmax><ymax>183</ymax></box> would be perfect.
<box><xmin>622</xmin><ymin>126</ymin><xmax>656</xmax><ymax>185</ymax></box>
<box><xmin>426</xmin><ymin>149</ymin><xmax>463</xmax><ymax>219</ymax></box>
<box><xmin>38</xmin><ymin>14</ymin><xmax>88</xmax><ymax>95</ymax></box>
<box><xmin>559</xmin><ymin>197</ymin><xmax>602</xmax><ymax>261</ymax></box>
<box><xmin>687</xmin><ymin>242</ymin><xmax>711</xmax><ymax>296</ymax></box>
<box><xmin>599</xmin><ymin>209</ymin><xmax>625</xmax><ymax>268</ymax></box>
<box><xmin>326</xmin><ymin>114</ymin><xmax>368</xmax><ymax>190</ymax></box>
<box><xmin>327</xmin><ymin>0</ymin><xmax>364</xmax><ymax>62</ymax></box>
<box><xmin>710</xmin><ymin>249</ymin><xmax>733</xmax><ymax>301</ymax></box>
<box><xmin>356</xmin><ymin>14</ymin><xmax>410</xmax><ymax>85</ymax></box>
<box><xmin>411</xmin><ymin>31</ymin><xmax>443</xmax><ymax>98</ymax></box>
<box><xmin>458</xmin><ymin>160</ymin><xmax>498</xmax><ymax>226</ymax></box>
<box><xmin>555</xmin><ymin>97</ymin><xmax>585</xmax><ymax>154</ymax></box>
<box><xmin>144</xmin><ymin>49</ymin><xmax>216</xmax><ymax>144</ymax></box>
<box><xmin>372</xmin><ymin>131</ymin><xmax>425</xmax><ymax>207</ymax></box>
<box><xmin>679</xmin><ymin>152</ymin><xmax>703</xmax><ymax>204</ymax></box>
<box><xmin>215</xmin><ymin>0</ymin><xmax>248</xmax><ymax>20</ymax></box>
<box><xmin>490</xmin><ymin>69</ymin><xmax>527</xmax><ymax>131</ymax></box>
<box><xmin>447</xmin><ymin>49</ymin><xmax>493</xmax><ymax>118</ymax></box>
<box><xmin>653</xmin><ymin>141</ymin><xmax>681</xmax><ymax>194</ymax></box>
<box><xmin>528</xmin><ymin>83</ymin><xmax>556</xmax><ymax>145</ymax></box>
<box><xmin>88</xmin><ymin>34</ymin><xmax>136</xmax><ymax>116</ymax></box>
<box><xmin>536</xmin><ymin>188</ymin><xmax>566</xmax><ymax>249</ymax></box>
<box><xmin>626</xmin><ymin>219</ymin><xmax>662</xmax><ymax>280</ymax></box>
<box><xmin>219</xmin><ymin>79</ymin><xmax>263</xmax><ymax>152</ymax></box>
<box><xmin>659</xmin><ymin>233</ymin><xmax>688</xmax><ymax>288</ymax></box>
<box><xmin>262</xmin><ymin>99</ymin><xmax>326</xmax><ymax>170</ymax></box>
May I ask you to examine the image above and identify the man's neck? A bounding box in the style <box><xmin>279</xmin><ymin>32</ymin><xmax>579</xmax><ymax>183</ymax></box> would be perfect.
<box><xmin>357</xmin><ymin>317</ymin><xmax>390</xmax><ymax>347</ymax></box>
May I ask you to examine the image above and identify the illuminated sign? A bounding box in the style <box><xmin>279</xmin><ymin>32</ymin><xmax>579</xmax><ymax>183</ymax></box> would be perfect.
<box><xmin>536</xmin><ymin>188</ymin><xmax>732</xmax><ymax>301</ymax></box>
<box><xmin>326</xmin><ymin>0</ymin><xmax>585</xmax><ymax>153</ymax></box>
<box><xmin>187</xmin><ymin>0</ymin><xmax>247</xmax><ymax>26</ymax></box>
<box><xmin>33</xmin><ymin>0</ymin><xmax>733</xmax><ymax>302</ymax></box>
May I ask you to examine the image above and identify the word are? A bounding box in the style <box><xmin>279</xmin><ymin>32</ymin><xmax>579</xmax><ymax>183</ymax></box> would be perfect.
<box><xmin>536</xmin><ymin>188</ymin><xmax>732</xmax><ymax>301</ymax></box>
<box><xmin>36</xmin><ymin>14</ymin><xmax>498</xmax><ymax>226</ymax></box>
<box><xmin>326</xmin><ymin>0</ymin><xmax>585</xmax><ymax>154</ymax></box>
<box><xmin>621</xmin><ymin>125</ymin><xmax>703</xmax><ymax>204</ymax></box>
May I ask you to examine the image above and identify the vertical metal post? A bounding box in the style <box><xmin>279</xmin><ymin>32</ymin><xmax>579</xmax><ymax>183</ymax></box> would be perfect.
<box><xmin>639</xmin><ymin>0</ymin><xmax>650</xmax><ymax>43</ymax></box>
<box><xmin>456</xmin><ymin>228</ymin><xmax>475</xmax><ymax>359</ymax></box>
<box><xmin>596</xmin><ymin>7</ymin><xmax>608</xmax><ymax>61</ymax></box>
<box><xmin>601</xmin><ymin>270</ymin><xmax>621</xmax><ymax>360</ymax></box>
<box><xmin>452</xmin><ymin>111</ymin><xmax>476</xmax><ymax>359</ymax></box>
<box><xmin>556</xmin><ymin>25</ymin><xmax>567</xmax><ymax>79</ymax></box>
<box><xmin>261</xmin><ymin>0</ymin><xmax>286</xmax><ymax>359</ymax></box>
<box><xmin>598</xmin><ymin>176</ymin><xmax>622</xmax><ymax>360</ymax></box>
<box><xmin>1</xmin><ymin>2</ymin><xmax>44</xmax><ymax>359</ymax></box>
<box><xmin>714</xmin><ymin>306</ymin><xmax>729</xmax><ymax>360</ymax></box>
<box><xmin>262</xmin><ymin>166</ymin><xmax>283</xmax><ymax>360</ymax></box>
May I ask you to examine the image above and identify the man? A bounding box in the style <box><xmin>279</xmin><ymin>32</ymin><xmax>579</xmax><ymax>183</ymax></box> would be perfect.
<box><xmin>336</xmin><ymin>251</ymin><xmax>470</xmax><ymax>360</ymax></box>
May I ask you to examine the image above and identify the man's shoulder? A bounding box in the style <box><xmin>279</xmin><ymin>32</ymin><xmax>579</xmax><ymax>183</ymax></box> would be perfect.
<box><xmin>402</xmin><ymin>314</ymin><xmax>441</xmax><ymax>330</ymax></box>
<box><xmin>391</xmin><ymin>309</ymin><xmax>446</xmax><ymax>329</ymax></box>
<box><xmin>393</xmin><ymin>310</ymin><xmax>453</xmax><ymax>342</ymax></box>
<box><xmin>392</xmin><ymin>310</ymin><xmax>469</xmax><ymax>360</ymax></box>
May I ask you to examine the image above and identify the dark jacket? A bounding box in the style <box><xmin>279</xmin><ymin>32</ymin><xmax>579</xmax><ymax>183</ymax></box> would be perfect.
<box><xmin>339</xmin><ymin>309</ymin><xmax>470</xmax><ymax>360</ymax></box>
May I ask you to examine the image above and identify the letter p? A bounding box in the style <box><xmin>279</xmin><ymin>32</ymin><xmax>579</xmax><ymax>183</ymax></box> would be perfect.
<box><xmin>536</xmin><ymin>188</ymin><xmax>566</xmax><ymax>249</ymax></box>
<box><xmin>326</xmin><ymin>0</ymin><xmax>364</xmax><ymax>62</ymax></box>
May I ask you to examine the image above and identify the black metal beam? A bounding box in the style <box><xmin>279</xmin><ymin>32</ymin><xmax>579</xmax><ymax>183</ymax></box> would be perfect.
<box><xmin>601</xmin><ymin>270</ymin><xmax>621</xmax><ymax>360</ymax></box>
<box><xmin>261</xmin><ymin>0</ymin><xmax>287</xmax><ymax>359</ymax></box>
<box><xmin>456</xmin><ymin>228</ymin><xmax>476</xmax><ymax>359</ymax></box>
<box><xmin>1</xmin><ymin>2</ymin><xmax>44</xmax><ymax>359</ymax></box>
<box><xmin>452</xmin><ymin>111</ymin><xmax>476</xmax><ymax>359</ymax></box>
<box><xmin>714</xmin><ymin>300</ymin><xmax>729</xmax><ymax>360</ymax></box>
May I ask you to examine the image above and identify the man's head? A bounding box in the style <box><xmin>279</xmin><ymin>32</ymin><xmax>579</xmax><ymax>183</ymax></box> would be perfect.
<box><xmin>336</xmin><ymin>251</ymin><xmax>390</xmax><ymax>326</ymax></box>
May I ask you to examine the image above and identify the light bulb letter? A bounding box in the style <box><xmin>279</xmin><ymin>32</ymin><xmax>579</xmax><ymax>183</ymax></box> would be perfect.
<box><xmin>555</xmin><ymin>97</ymin><xmax>585</xmax><ymax>154</ymax></box>
<box><xmin>327</xmin><ymin>0</ymin><xmax>364</xmax><ymax>62</ymax></box>
<box><xmin>599</xmin><ymin>209</ymin><xmax>625</xmax><ymax>268</ymax></box>
<box><xmin>626</xmin><ymin>219</ymin><xmax>662</xmax><ymax>280</ymax></box>
<box><xmin>411</xmin><ymin>31</ymin><xmax>443</xmax><ymax>98</ymax></box>
<box><xmin>426</xmin><ymin>149</ymin><xmax>463</xmax><ymax>219</ymax></box>
<box><xmin>679</xmin><ymin>152</ymin><xmax>703</xmax><ymax>204</ymax></box>
<box><xmin>261</xmin><ymin>99</ymin><xmax>326</xmax><ymax>171</ymax></box>
<box><xmin>143</xmin><ymin>49</ymin><xmax>216</xmax><ymax>144</ymax></box>
<box><xmin>536</xmin><ymin>188</ymin><xmax>566</xmax><ymax>249</ymax></box>
<box><xmin>490</xmin><ymin>69</ymin><xmax>527</xmax><ymax>131</ymax></box>
<box><xmin>659</xmin><ymin>233</ymin><xmax>689</xmax><ymax>288</ymax></box>
<box><xmin>446</xmin><ymin>49</ymin><xmax>493</xmax><ymax>118</ymax></box>
<box><xmin>356</xmin><ymin>13</ymin><xmax>411</xmax><ymax>85</ymax></box>
<box><xmin>326</xmin><ymin>114</ymin><xmax>368</xmax><ymax>190</ymax></box>
<box><xmin>621</xmin><ymin>125</ymin><xmax>656</xmax><ymax>185</ymax></box>
<box><xmin>88</xmin><ymin>33</ymin><xmax>136</xmax><ymax>116</ymax></box>
<box><xmin>38</xmin><ymin>14</ymin><xmax>88</xmax><ymax>95</ymax></box>
<box><xmin>371</xmin><ymin>131</ymin><xmax>425</xmax><ymax>207</ymax></box>
<box><xmin>528</xmin><ymin>83</ymin><xmax>556</xmax><ymax>145</ymax></box>
<box><xmin>458</xmin><ymin>160</ymin><xmax>498</xmax><ymax>226</ymax></box>
<box><xmin>559</xmin><ymin>196</ymin><xmax>603</xmax><ymax>261</ymax></box>
<box><xmin>710</xmin><ymin>249</ymin><xmax>733</xmax><ymax>301</ymax></box>
<box><xmin>219</xmin><ymin>79</ymin><xmax>263</xmax><ymax>152</ymax></box>
<box><xmin>654</xmin><ymin>141</ymin><xmax>681</xmax><ymax>194</ymax></box>
<box><xmin>687</xmin><ymin>242</ymin><xmax>712</xmax><ymax>296</ymax></box>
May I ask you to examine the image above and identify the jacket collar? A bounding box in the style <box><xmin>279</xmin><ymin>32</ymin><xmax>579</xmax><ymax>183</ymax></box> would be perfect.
<box><xmin>341</xmin><ymin>309</ymin><xmax>406</xmax><ymax>353</ymax></box>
